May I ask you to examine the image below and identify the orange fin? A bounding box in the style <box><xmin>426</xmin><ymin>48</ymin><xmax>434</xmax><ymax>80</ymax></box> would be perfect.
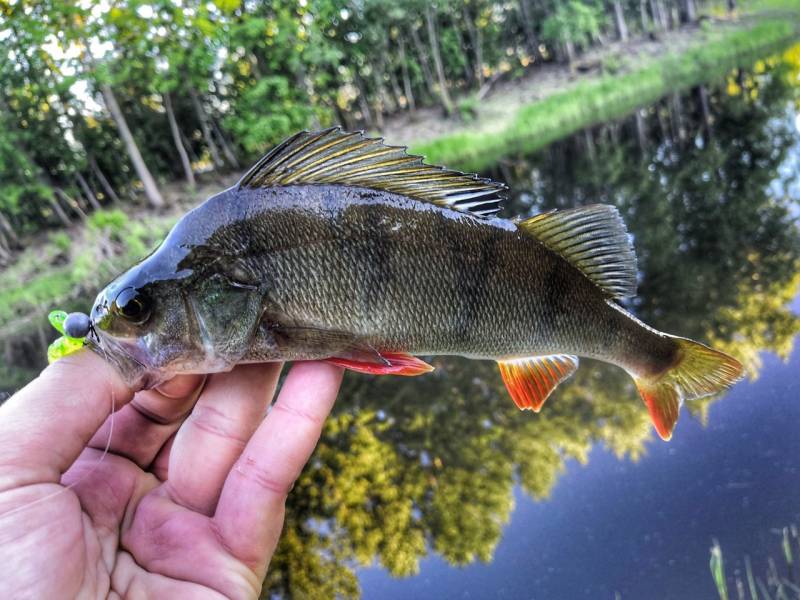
<box><xmin>636</xmin><ymin>383</ymin><xmax>680</xmax><ymax>441</ymax></box>
<box><xmin>633</xmin><ymin>336</ymin><xmax>743</xmax><ymax>441</ymax></box>
<box><xmin>325</xmin><ymin>352</ymin><xmax>434</xmax><ymax>376</ymax></box>
<box><xmin>498</xmin><ymin>355</ymin><xmax>579</xmax><ymax>411</ymax></box>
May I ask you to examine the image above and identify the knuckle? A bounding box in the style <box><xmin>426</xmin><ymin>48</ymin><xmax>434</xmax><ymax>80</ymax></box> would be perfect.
<box><xmin>233</xmin><ymin>454</ymin><xmax>292</xmax><ymax>497</ymax></box>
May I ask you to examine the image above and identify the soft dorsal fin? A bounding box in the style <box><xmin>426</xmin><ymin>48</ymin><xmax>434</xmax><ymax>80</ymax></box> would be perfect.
<box><xmin>519</xmin><ymin>204</ymin><xmax>637</xmax><ymax>299</ymax></box>
<box><xmin>238</xmin><ymin>128</ymin><xmax>506</xmax><ymax>217</ymax></box>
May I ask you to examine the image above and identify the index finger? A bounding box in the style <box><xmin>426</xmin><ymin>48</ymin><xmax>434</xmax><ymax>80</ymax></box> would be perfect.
<box><xmin>0</xmin><ymin>349</ymin><xmax>134</xmax><ymax>490</ymax></box>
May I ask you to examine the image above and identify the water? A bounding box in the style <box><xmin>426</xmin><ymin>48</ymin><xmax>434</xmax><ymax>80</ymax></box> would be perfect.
<box><xmin>2</xmin><ymin>49</ymin><xmax>800</xmax><ymax>599</ymax></box>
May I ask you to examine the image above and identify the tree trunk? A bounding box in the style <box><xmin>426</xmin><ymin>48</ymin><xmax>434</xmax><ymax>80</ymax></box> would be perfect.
<box><xmin>398</xmin><ymin>37</ymin><xmax>417</xmax><ymax>111</ymax></box>
<box><xmin>47</xmin><ymin>192</ymin><xmax>71</xmax><ymax>227</ymax></box>
<box><xmin>164</xmin><ymin>93</ymin><xmax>195</xmax><ymax>188</ymax></box>
<box><xmin>612</xmin><ymin>0</ymin><xmax>629</xmax><ymax>41</ymax></box>
<box><xmin>0</xmin><ymin>231</ymin><xmax>10</xmax><ymax>263</ymax></box>
<box><xmin>100</xmin><ymin>83</ymin><xmax>164</xmax><ymax>208</ymax></box>
<box><xmin>178</xmin><ymin>129</ymin><xmax>200</xmax><ymax>164</ymax></box>
<box><xmin>0</xmin><ymin>210</ymin><xmax>20</xmax><ymax>248</ymax></box>
<box><xmin>727</xmin><ymin>0</ymin><xmax>736</xmax><ymax>13</ymax></box>
<box><xmin>409</xmin><ymin>25</ymin><xmax>438</xmax><ymax>101</ymax></box>
<box><xmin>424</xmin><ymin>4</ymin><xmax>455</xmax><ymax>116</ymax></box>
<box><xmin>57</xmin><ymin>188</ymin><xmax>86</xmax><ymax>221</ymax></box>
<box><xmin>518</xmin><ymin>0</ymin><xmax>544</xmax><ymax>61</ymax></box>
<box><xmin>75</xmin><ymin>172</ymin><xmax>100</xmax><ymax>211</ymax></box>
<box><xmin>679</xmin><ymin>0</ymin><xmax>696</xmax><ymax>23</ymax></box>
<box><xmin>640</xmin><ymin>0</ymin><xmax>650</xmax><ymax>32</ymax></box>
<box><xmin>463</xmin><ymin>5</ymin><xmax>485</xmax><ymax>85</ymax></box>
<box><xmin>454</xmin><ymin>25</ymin><xmax>474</xmax><ymax>84</ymax></box>
<box><xmin>210</xmin><ymin>118</ymin><xmax>240</xmax><ymax>169</ymax></box>
<box><xmin>387</xmin><ymin>63</ymin><xmax>405</xmax><ymax>110</ymax></box>
<box><xmin>649</xmin><ymin>0</ymin><xmax>665</xmax><ymax>30</ymax></box>
<box><xmin>89</xmin><ymin>156</ymin><xmax>120</xmax><ymax>204</ymax></box>
<box><xmin>370</xmin><ymin>66</ymin><xmax>387</xmax><ymax>129</ymax></box>
<box><xmin>354</xmin><ymin>72</ymin><xmax>375</xmax><ymax>129</ymax></box>
<box><xmin>189</xmin><ymin>87</ymin><xmax>224</xmax><ymax>169</ymax></box>
<box><xmin>565</xmin><ymin>40</ymin><xmax>576</xmax><ymax>66</ymax></box>
<box><xmin>372</xmin><ymin>57</ymin><xmax>395</xmax><ymax>119</ymax></box>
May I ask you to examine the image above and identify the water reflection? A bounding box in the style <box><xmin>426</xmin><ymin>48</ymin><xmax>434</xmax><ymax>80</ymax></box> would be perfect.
<box><xmin>262</xmin><ymin>49</ymin><xmax>800</xmax><ymax>598</ymax></box>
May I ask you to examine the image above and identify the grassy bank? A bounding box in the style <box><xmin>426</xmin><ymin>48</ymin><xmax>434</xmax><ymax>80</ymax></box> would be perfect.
<box><xmin>413</xmin><ymin>16</ymin><xmax>800</xmax><ymax>171</ymax></box>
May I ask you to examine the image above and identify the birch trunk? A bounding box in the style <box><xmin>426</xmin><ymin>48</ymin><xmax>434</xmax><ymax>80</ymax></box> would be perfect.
<box><xmin>164</xmin><ymin>93</ymin><xmax>195</xmax><ymax>188</ymax></box>
<box><xmin>463</xmin><ymin>5</ymin><xmax>485</xmax><ymax>85</ymax></box>
<box><xmin>409</xmin><ymin>25</ymin><xmax>438</xmax><ymax>101</ymax></box>
<box><xmin>0</xmin><ymin>210</ymin><xmax>20</xmax><ymax>247</ymax></box>
<box><xmin>89</xmin><ymin>156</ymin><xmax>120</xmax><ymax>204</ymax></box>
<box><xmin>75</xmin><ymin>172</ymin><xmax>101</xmax><ymax>211</ymax></box>
<box><xmin>210</xmin><ymin>119</ymin><xmax>240</xmax><ymax>169</ymax></box>
<box><xmin>640</xmin><ymin>0</ymin><xmax>649</xmax><ymax>31</ymax></box>
<box><xmin>613</xmin><ymin>0</ymin><xmax>629</xmax><ymax>41</ymax></box>
<box><xmin>424</xmin><ymin>4</ymin><xmax>454</xmax><ymax>116</ymax></box>
<box><xmin>57</xmin><ymin>188</ymin><xmax>86</xmax><ymax>221</ymax></box>
<box><xmin>398</xmin><ymin>37</ymin><xmax>417</xmax><ymax>111</ymax></box>
<box><xmin>101</xmin><ymin>83</ymin><xmax>164</xmax><ymax>208</ymax></box>
<box><xmin>518</xmin><ymin>0</ymin><xmax>544</xmax><ymax>61</ymax></box>
<box><xmin>47</xmin><ymin>193</ymin><xmax>71</xmax><ymax>227</ymax></box>
<box><xmin>189</xmin><ymin>87</ymin><xmax>224</xmax><ymax>169</ymax></box>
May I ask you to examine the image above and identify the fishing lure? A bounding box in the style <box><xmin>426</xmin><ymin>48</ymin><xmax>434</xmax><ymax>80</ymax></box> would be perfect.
<box><xmin>47</xmin><ymin>310</ymin><xmax>91</xmax><ymax>363</ymax></box>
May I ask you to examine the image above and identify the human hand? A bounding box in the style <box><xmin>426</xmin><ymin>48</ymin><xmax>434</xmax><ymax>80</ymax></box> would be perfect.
<box><xmin>0</xmin><ymin>350</ymin><xmax>343</xmax><ymax>599</ymax></box>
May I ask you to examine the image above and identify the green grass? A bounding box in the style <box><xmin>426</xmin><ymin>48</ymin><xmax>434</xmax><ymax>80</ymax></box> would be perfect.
<box><xmin>412</xmin><ymin>17</ymin><xmax>800</xmax><ymax>171</ymax></box>
<box><xmin>0</xmin><ymin>209</ymin><xmax>176</xmax><ymax>337</ymax></box>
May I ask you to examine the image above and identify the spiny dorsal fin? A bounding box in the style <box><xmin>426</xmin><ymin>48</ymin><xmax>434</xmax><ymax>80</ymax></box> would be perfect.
<box><xmin>238</xmin><ymin>128</ymin><xmax>506</xmax><ymax>217</ymax></box>
<box><xmin>519</xmin><ymin>204</ymin><xmax>637</xmax><ymax>299</ymax></box>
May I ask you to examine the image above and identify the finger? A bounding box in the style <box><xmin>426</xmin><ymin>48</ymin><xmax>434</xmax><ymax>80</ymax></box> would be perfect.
<box><xmin>151</xmin><ymin>432</ymin><xmax>175</xmax><ymax>481</ymax></box>
<box><xmin>214</xmin><ymin>361</ymin><xmax>343</xmax><ymax>570</ymax></box>
<box><xmin>0</xmin><ymin>349</ymin><xmax>133</xmax><ymax>489</ymax></box>
<box><xmin>166</xmin><ymin>363</ymin><xmax>283</xmax><ymax>515</ymax></box>
<box><xmin>87</xmin><ymin>374</ymin><xmax>206</xmax><ymax>468</ymax></box>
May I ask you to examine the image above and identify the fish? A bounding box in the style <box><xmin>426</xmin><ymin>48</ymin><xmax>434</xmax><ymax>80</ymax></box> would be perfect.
<box><xmin>85</xmin><ymin>128</ymin><xmax>744</xmax><ymax>440</ymax></box>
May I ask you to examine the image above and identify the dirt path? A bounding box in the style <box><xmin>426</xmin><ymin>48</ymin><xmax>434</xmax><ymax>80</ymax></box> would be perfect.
<box><xmin>380</xmin><ymin>18</ymin><xmax>740</xmax><ymax>147</ymax></box>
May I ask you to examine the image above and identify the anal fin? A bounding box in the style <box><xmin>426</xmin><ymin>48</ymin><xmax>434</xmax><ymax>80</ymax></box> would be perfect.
<box><xmin>498</xmin><ymin>355</ymin><xmax>579</xmax><ymax>411</ymax></box>
<box><xmin>326</xmin><ymin>351</ymin><xmax>434</xmax><ymax>376</ymax></box>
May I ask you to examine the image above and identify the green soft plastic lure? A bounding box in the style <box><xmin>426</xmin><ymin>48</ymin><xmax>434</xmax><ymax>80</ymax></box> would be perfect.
<box><xmin>47</xmin><ymin>310</ymin><xmax>86</xmax><ymax>363</ymax></box>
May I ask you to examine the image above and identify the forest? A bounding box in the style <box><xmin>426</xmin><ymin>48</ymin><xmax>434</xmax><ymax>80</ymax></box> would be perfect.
<box><xmin>1</xmin><ymin>0</ymin><xmax>739</xmax><ymax>256</ymax></box>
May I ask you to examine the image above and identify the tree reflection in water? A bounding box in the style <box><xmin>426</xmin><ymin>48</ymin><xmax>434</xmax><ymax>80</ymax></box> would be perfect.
<box><xmin>262</xmin><ymin>49</ymin><xmax>800</xmax><ymax>599</ymax></box>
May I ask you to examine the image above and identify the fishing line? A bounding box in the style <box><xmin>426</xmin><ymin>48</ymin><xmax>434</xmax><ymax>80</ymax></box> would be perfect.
<box><xmin>0</xmin><ymin>330</ymin><xmax>118</xmax><ymax>519</ymax></box>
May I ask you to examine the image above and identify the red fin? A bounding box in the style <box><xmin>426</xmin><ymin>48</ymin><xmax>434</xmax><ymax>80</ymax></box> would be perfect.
<box><xmin>636</xmin><ymin>382</ymin><xmax>680</xmax><ymax>441</ymax></box>
<box><xmin>325</xmin><ymin>352</ymin><xmax>434</xmax><ymax>376</ymax></box>
<box><xmin>498</xmin><ymin>355</ymin><xmax>579</xmax><ymax>412</ymax></box>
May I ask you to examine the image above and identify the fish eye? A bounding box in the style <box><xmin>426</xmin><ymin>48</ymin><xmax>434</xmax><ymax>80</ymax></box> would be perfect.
<box><xmin>113</xmin><ymin>287</ymin><xmax>151</xmax><ymax>324</ymax></box>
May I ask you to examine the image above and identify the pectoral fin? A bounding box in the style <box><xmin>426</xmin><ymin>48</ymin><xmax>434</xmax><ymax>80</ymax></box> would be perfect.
<box><xmin>498</xmin><ymin>355</ymin><xmax>579</xmax><ymax>411</ymax></box>
<box><xmin>326</xmin><ymin>352</ymin><xmax>435</xmax><ymax>376</ymax></box>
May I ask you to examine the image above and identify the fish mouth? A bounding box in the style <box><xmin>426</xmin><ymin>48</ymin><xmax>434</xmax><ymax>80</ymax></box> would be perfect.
<box><xmin>87</xmin><ymin>326</ymin><xmax>161</xmax><ymax>389</ymax></box>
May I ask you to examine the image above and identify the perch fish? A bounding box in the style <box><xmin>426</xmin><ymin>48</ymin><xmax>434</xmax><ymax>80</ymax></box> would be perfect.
<box><xmin>76</xmin><ymin>128</ymin><xmax>743</xmax><ymax>440</ymax></box>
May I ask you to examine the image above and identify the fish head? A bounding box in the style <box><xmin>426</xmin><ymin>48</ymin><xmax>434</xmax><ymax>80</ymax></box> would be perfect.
<box><xmin>89</xmin><ymin>258</ymin><xmax>200</xmax><ymax>389</ymax></box>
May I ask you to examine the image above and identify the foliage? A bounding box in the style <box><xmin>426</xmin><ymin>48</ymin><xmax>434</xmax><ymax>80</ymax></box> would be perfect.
<box><xmin>3</xmin><ymin>0</ymin><xmax>796</xmax><ymax>243</ymax></box>
<box><xmin>413</xmin><ymin>19</ymin><xmax>799</xmax><ymax>171</ymax></box>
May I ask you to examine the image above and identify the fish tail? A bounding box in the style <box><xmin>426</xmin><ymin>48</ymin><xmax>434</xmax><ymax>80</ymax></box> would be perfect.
<box><xmin>633</xmin><ymin>337</ymin><xmax>744</xmax><ymax>441</ymax></box>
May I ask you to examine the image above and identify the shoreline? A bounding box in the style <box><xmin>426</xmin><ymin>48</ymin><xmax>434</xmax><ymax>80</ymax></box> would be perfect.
<box><xmin>405</xmin><ymin>14</ymin><xmax>800</xmax><ymax>171</ymax></box>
